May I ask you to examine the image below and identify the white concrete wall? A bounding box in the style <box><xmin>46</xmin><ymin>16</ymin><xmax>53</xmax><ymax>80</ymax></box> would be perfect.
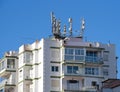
<box><xmin>18</xmin><ymin>83</ymin><xmax>24</xmax><ymax>92</ymax></box>
<box><xmin>102</xmin><ymin>88</ymin><xmax>112</xmax><ymax>92</ymax></box>
<box><xmin>43</xmin><ymin>39</ymin><xmax>51</xmax><ymax>92</ymax></box>
<box><xmin>16</xmin><ymin>37</ymin><xmax>117</xmax><ymax>92</ymax></box>
<box><xmin>113</xmin><ymin>86</ymin><xmax>120</xmax><ymax>92</ymax></box>
<box><xmin>18</xmin><ymin>54</ymin><xmax>24</xmax><ymax>68</ymax></box>
<box><xmin>37</xmin><ymin>39</ymin><xmax>44</xmax><ymax>92</ymax></box>
<box><xmin>102</xmin><ymin>44</ymin><xmax>117</xmax><ymax>79</ymax></box>
<box><xmin>84</xmin><ymin>77</ymin><xmax>102</xmax><ymax>89</ymax></box>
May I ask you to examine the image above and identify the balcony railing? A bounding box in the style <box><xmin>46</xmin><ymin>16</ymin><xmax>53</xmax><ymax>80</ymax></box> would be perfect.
<box><xmin>0</xmin><ymin>65</ymin><xmax>16</xmax><ymax>72</ymax></box>
<box><xmin>64</xmin><ymin>56</ymin><xmax>103</xmax><ymax>64</ymax></box>
<box><xmin>64</xmin><ymin>71</ymin><xmax>84</xmax><ymax>76</ymax></box>
<box><xmin>64</xmin><ymin>86</ymin><xmax>97</xmax><ymax>92</ymax></box>
<box><xmin>0</xmin><ymin>79</ymin><xmax>15</xmax><ymax>87</ymax></box>
<box><xmin>85</xmin><ymin>56</ymin><xmax>103</xmax><ymax>64</ymax></box>
<box><xmin>7</xmin><ymin>65</ymin><xmax>15</xmax><ymax>69</ymax></box>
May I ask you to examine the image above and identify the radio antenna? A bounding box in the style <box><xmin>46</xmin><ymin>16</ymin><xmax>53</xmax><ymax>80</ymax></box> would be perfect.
<box><xmin>80</xmin><ymin>18</ymin><xmax>85</xmax><ymax>38</ymax></box>
<box><xmin>68</xmin><ymin>18</ymin><xmax>72</xmax><ymax>37</ymax></box>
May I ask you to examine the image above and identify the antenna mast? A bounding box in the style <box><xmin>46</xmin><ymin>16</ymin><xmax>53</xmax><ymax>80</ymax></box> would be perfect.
<box><xmin>68</xmin><ymin>18</ymin><xmax>72</xmax><ymax>37</ymax></box>
<box><xmin>51</xmin><ymin>12</ymin><xmax>56</xmax><ymax>34</ymax></box>
<box><xmin>63</xmin><ymin>25</ymin><xmax>66</xmax><ymax>37</ymax></box>
<box><xmin>51</xmin><ymin>12</ymin><xmax>61</xmax><ymax>39</ymax></box>
<box><xmin>80</xmin><ymin>18</ymin><xmax>85</xmax><ymax>38</ymax></box>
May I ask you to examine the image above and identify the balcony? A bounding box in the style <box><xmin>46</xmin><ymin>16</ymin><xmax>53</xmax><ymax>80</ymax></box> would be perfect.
<box><xmin>0</xmin><ymin>79</ymin><xmax>15</xmax><ymax>88</ymax></box>
<box><xmin>64</xmin><ymin>71</ymin><xmax>84</xmax><ymax>77</ymax></box>
<box><xmin>85</xmin><ymin>56</ymin><xmax>103</xmax><ymax>64</ymax></box>
<box><xmin>64</xmin><ymin>86</ymin><xmax>97</xmax><ymax>92</ymax></box>
<box><xmin>64</xmin><ymin>55</ymin><xmax>85</xmax><ymax>64</ymax></box>
<box><xmin>64</xmin><ymin>55</ymin><xmax>103</xmax><ymax>65</ymax></box>
<box><xmin>0</xmin><ymin>64</ymin><xmax>16</xmax><ymax>77</ymax></box>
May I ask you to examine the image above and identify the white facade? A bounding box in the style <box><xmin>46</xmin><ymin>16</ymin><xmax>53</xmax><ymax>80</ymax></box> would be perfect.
<box><xmin>0</xmin><ymin>37</ymin><xmax>117</xmax><ymax>92</ymax></box>
<box><xmin>0</xmin><ymin>51</ymin><xmax>18</xmax><ymax>92</ymax></box>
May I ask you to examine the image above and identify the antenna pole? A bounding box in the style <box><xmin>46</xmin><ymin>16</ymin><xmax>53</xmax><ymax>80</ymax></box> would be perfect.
<box><xmin>80</xmin><ymin>18</ymin><xmax>85</xmax><ymax>38</ymax></box>
<box><xmin>63</xmin><ymin>25</ymin><xmax>66</xmax><ymax>37</ymax></box>
<box><xmin>51</xmin><ymin>12</ymin><xmax>56</xmax><ymax>34</ymax></box>
<box><xmin>68</xmin><ymin>18</ymin><xmax>72</xmax><ymax>37</ymax></box>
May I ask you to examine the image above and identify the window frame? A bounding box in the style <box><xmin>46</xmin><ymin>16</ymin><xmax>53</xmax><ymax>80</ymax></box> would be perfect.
<box><xmin>85</xmin><ymin>67</ymin><xmax>99</xmax><ymax>75</ymax></box>
<box><xmin>67</xmin><ymin>66</ymin><xmax>79</xmax><ymax>74</ymax></box>
<box><xmin>51</xmin><ymin>66</ymin><xmax>59</xmax><ymax>72</ymax></box>
<box><xmin>64</xmin><ymin>48</ymin><xmax>85</xmax><ymax>61</ymax></box>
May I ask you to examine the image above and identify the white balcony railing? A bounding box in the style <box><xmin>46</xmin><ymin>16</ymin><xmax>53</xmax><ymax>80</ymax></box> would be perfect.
<box><xmin>64</xmin><ymin>86</ymin><xmax>97</xmax><ymax>92</ymax></box>
<box><xmin>64</xmin><ymin>55</ymin><xmax>103</xmax><ymax>64</ymax></box>
<box><xmin>7</xmin><ymin>65</ymin><xmax>15</xmax><ymax>69</ymax></box>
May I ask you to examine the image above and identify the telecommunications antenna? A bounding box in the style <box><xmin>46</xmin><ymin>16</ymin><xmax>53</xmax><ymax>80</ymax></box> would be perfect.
<box><xmin>80</xmin><ymin>18</ymin><xmax>85</xmax><ymax>38</ymax></box>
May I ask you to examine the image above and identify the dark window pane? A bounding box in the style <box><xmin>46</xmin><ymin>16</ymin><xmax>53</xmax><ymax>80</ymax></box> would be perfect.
<box><xmin>51</xmin><ymin>66</ymin><xmax>54</xmax><ymax>71</ymax></box>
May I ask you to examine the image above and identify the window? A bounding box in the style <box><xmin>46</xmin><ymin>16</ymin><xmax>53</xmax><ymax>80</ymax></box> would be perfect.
<box><xmin>91</xmin><ymin>81</ymin><xmax>97</xmax><ymax>86</ymax></box>
<box><xmin>85</xmin><ymin>67</ymin><xmax>99</xmax><ymax>75</ymax></box>
<box><xmin>65</xmin><ymin>48</ymin><xmax>84</xmax><ymax>61</ymax></box>
<box><xmin>86</xmin><ymin>51</ymin><xmax>98</xmax><ymax>62</ymax></box>
<box><xmin>67</xmin><ymin>66</ymin><xmax>79</xmax><ymax>74</ymax></box>
<box><xmin>51</xmin><ymin>66</ymin><xmax>59</xmax><ymax>72</ymax></box>
<box><xmin>24</xmin><ymin>52</ymin><xmax>33</xmax><ymax>63</ymax></box>
<box><xmin>75</xmin><ymin>49</ymin><xmax>84</xmax><ymax>55</ymax></box>
<box><xmin>7</xmin><ymin>59</ymin><xmax>15</xmax><ymax>68</ymax></box>
<box><xmin>65</xmin><ymin>48</ymin><xmax>74</xmax><ymax>60</ymax></box>
<box><xmin>86</xmin><ymin>51</ymin><xmax>97</xmax><ymax>57</ymax></box>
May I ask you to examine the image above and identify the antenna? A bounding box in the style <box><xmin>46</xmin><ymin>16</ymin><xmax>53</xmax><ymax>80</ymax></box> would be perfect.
<box><xmin>51</xmin><ymin>12</ymin><xmax>56</xmax><ymax>34</ymax></box>
<box><xmin>63</xmin><ymin>25</ymin><xmax>66</xmax><ymax>37</ymax></box>
<box><xmin>68</xmin><ymin>18</ymin><xmax>72</xmax><ymax>37</ymax></box>
<box><xmin>51</xmin><ymin>12</ymin><xmax>54</xmax><ymax>24</ymax></box>
<box><xmin>80</xmin><ymin>18</ymin><xmax>85</xmax><ymax>37</ymax></box>
<box><xmin>56</xmin><ymin>19</ymin><xmax>61</xmax><ymax>36</ymax></box>
<box><xmin>50</xmin><ymin>12</ymin><xmax>62</xmax><ymax>39</ymax></box>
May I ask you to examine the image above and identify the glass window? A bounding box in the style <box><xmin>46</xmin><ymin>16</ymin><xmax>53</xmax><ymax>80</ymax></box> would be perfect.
<box><xmin>55</xmin><ymin>66</ymin><xmax>58</xmax><ymax>71</ymax></box>
<box><xmin>24</xmin><ymin>52</ymin><xmax>33</xmax><ymax>63</ymax></box>
<box><xmin>65</xmin><ymin>55</ymin><xmax>74</xmax><ymax>61</ymax></box>
<box><xmin>65</xmin><ymin>48</ymin><xmax>74</xmax><ymax>55</ymax></box>
<box><xmin>7</xmin><ymin>59</ymin><xmax>15</xmax><ymax>68</ymax></box>
<box><xmin>86</xmin><ymin>51</ymin><xmax>98</xmax><ymax>62</ymax></box>
<box><xmin>75</xmin><ymin>49</ymin><xmax>84</xmax><ymax>55</ymax></box>
<box><xmin>73</xmin><ymin>66</ymin><xmax>78</xmax><ymax>74</ymax></box>
<box><xmin>91</xmin><ymin>81</ymin><xmax>97</xmax><ymax>86</ymax></box>
<box><xmin>67</xmin><ymin>66</ymin><xmax>72</xmax><ymax>73</ymax></box>
<box><xmin>64</xmin><ymin>48</ymin><xmax>85</xmax><ymax>61</ymax></box>
<box><xmin>86</xmin><ymin>51</ymin><xmax>97</xmax><ymax>57</ymax></box>
<box><xmin>67</xmin><ymin>66</ymin><xmax>78</xmax><ymax>74</ymax></box>
<box><xmin>85</xmin><ymin>67</ymin><xmax>99</xmax><ymax>75</ymax></box>
<box><xmin>51</xmin><ymin>66</ymin><xmax>54</xmax><ymax>72</ymax></box>
<box><xmin>51</xmin><ymin>66</ymin><xmax>59</xmax><ymax>72</ymax></box>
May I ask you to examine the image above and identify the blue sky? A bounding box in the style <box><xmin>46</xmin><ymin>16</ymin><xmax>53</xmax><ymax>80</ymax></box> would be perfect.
<box><xmin>0</xmin><ymin>0</ymin><xmax>120</xmax><ymax>78</ymax></box>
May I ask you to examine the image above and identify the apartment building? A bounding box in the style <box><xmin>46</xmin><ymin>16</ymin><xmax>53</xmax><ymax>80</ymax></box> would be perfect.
<box><xmin>0</xmin><ymin>51</ymin><xmax>18</xmax><ymax>92</ymax></box>
<box><xmin>0</xmin><ymin>13</ymin><xmax>118</xmax><ymax>92</ymax></box>
<box><xmin>16</xmin><ymin>36</ymin><xmax>117</xmax><ymax>92</ymax></box>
